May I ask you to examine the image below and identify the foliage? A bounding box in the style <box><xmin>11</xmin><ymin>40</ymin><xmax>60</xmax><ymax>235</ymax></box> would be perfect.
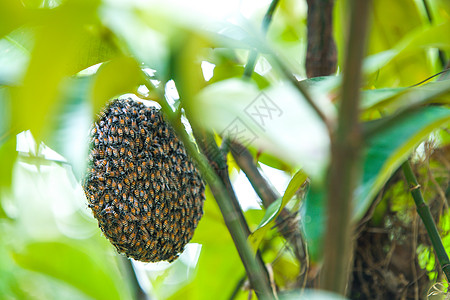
<box><xmin>0</xmin><ymin>0</ymin><xmax>449</xmax><ymax>299</ymax></box>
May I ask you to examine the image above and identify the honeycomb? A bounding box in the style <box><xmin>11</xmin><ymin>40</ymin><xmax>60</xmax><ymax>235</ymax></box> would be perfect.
<box><xmin>83</xmin><ymin>98</ymin><xmax>205</xmax><ymax>262</ymax></box>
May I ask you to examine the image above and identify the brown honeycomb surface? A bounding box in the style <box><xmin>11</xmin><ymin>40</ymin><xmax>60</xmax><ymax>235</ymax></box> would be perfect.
<box><xmin>83</xmin><ymin>98</ymin><xmax>205</xmax><ymax>262</ymax></box>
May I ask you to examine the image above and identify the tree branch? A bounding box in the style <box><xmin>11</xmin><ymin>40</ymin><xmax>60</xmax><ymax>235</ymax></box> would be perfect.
<box><xmin>305</xmin><ymin>0</ymin><xmax>337</xmax><ymax>77</ymax></box>
<box><xmin>229</xmin><ymin>141</ymin><xmax>308</xmax><ymax>274</ymax></box>
<box><xmin>142</xmin><ymin>79</ymin><xmax>275</xmax><ymax>299</ymax></box>
<box><xmin>321</xmin><ymin>0</ymin><xmax>371</xmax><ymax>294</ymax></box>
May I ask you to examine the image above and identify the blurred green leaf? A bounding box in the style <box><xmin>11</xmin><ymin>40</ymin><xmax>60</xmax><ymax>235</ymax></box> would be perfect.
<box><xmin>47</xmin><ymin>76</ymin><xmax>93</xmax><ymax>180</ymax></box>
<box><xmin>91</xmin><ymin>56</ymin><xmax>145</xmax><ymax>116</ymax></box>
<box><xmin>0</xmin><ymin>1</ymin><xmax>27</xmax><ymax>39</ymax></box>
<box><xmin>355</xmin><ymin>106</ymin><xmax>450</xmax><ymax>219</ymax></box>
<box><xmin>101</xmin><ymin>5</ymin><xmax>169</xmax><ymax>79</ymax></box>
<box><xmin>301</xmin><ymin>182</ymin><xmax>326</xmax><ymax>262</ymax></box>
<box><xmin>0</xmin><ymin>30</ymin><xmax>33</xmax><ymax>86</ymax></box>
<box><xmin>12</xmin><ymin>241</ymin><xmax>123</xmax><ymax>300</ymax></box>
<box><xmin>193</xmin><ymin>78</ymin><xmax>332</xmax><ymax>180</ymax></box>
<box><xmin>249</xmin><ymin>169</ymin><xmax>307</xmax><ymax>252</ymax></box>
<box><xmin>10</xmin><ymin>0</ymin><xmax>101</xmax><ymax>142</ymax></box>
<box><xmin>303</xmin><ymin>107</ymin><xmax>450</xmax><ymax>262</ymax></box>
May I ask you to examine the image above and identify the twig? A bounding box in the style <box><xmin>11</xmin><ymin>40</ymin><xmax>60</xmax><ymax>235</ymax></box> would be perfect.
<box><xmin>321</xmin><ymin>0</ymin><xmax>371</xmax><ymax>294</ymax></box>
<box><xmin>142</xmin><ymin>79</ymin><xmax>275</xmax><ymax>299</ymax></box>
<box><xmin>243</xmin><ymin>0</ymin><xmax>280</xmax><ymax>78</ymax></box>
<box><xmin>229</xmin><ymin>141</ymin><xmax>308</xmax><ymax>265</ymax></box>
<box><xmin>401</xmin><ymin>160</ymin><xmax>450</xmax><ymax>282</ymax></box>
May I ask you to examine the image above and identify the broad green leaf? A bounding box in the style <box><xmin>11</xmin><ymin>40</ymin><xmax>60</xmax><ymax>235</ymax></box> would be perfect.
<box><xmin>301</xmin><ymin>182</ymin><xmax>326</xmax><ymax>262</ymax></box>
<box><xmin>249</xmin><ymin>170</ymin><xmax>307</xmax><ymax>253</ymax></box>
<box><xmin>364</xmin><ymin>0</ymin><xmax>429</xmax><ymax>87</ymax></box>
<box><xmin>193</xmin><ymin>78</ymin><xmax>333</xmax><ymax>180</ymax></box>
<box><xmin>303</xmin><ymin>106</ymin><xmax>450</xmax><ymax>262</ymax></box>
<box><xmin>100</xmin><ymin>5</ymin><xmax>169</xmax><ymax>80</ymax></box>
<box><xmin>10</xmin><ymin>1</ymin><xmax>101</xmax><ymax>142</ymax></box>
<box><xmin>91</xmin><ymin>56</ymin><xmax>145</xmax><ymax>116</ymax></box>
<box><xmin>0</xmin><ymin>87</ymin><xmax>16</xmax><ymax>191</ymax></box>
<box><xmin>0</xmin><ymin>1</ymin><xmax>27</xmax><ymax>39</ymax></box>
<box><xmin>355</xmin><ymin>106</ymin><xmax>450</xmax><ymax>219</ymax></box>
<box><xmin>12</xmin><ymin>241</ymin><xmax>123</xmax><ymax>300</ymax></box>
<box><xmin>360</xmin><ymin>87</ymin><xmax>407</xmax><ymax>110</ymax></box>
<box><xmin>0</xmin><ymin>30</ymin><xmax>32</xmax><ymax>85</ymax></box>
<box><xmin>47</xmin><ymin>76</ymin><xmax>93</xmax><ymax>180</ymax></box>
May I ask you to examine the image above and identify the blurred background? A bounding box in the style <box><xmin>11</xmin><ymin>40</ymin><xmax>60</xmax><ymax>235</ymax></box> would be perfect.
<box><xmin>1</xmin><ymin>0</ymin><xmax>450</xmax><ymax>299</ymax></box>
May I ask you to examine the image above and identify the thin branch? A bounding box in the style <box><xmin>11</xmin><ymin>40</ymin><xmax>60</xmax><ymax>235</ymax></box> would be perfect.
<box><xmin>142</xmin><ymin>79</ymin><xmax>274</xmax><ymax>299</ymax></box>
<box><xmin>321</xmin><ymin>0</ymin><xmax>371</xmax><ymax>294</ymax></box>
<box><xmin>401</xmin><ymin>160</ymin><xmax>450</xmax><ymax>281</ymax></box>
<box><xmin>243</xmin><ymin>0</ymin><xmax>280</xmax><ymax>78</ymax></box>
<box><xmin>229</xmin><ymin>141</ymin><xmax>308</xmax><ymax>267</ymax></box>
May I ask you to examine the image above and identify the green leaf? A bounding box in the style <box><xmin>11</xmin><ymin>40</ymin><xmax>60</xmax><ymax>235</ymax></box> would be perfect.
<box><xmin>301</xmin><ymin>182</ymin><xmax>326</xmax><ymax>262</ymax></box>
<box><xmin>47</xmin><ymin>76</ymin><xmax>93</xmax><ymax>180</ymax></box>
<box><xmin>355</xmin><ymin>106</ymin><xmax>450</xmax><ymax>219</ymax></box>
<box><xmin>303</xmin><ymin>107</ymin><xmax>450</xmax><ymax>262</ymax></box>
<box><xmin>193</xmin><ymin>78</ymin><xmax>332</xmax><ymax>180</ymax></box>
<box><xmin>0</xmin><ymin>30</ymin><xmax>32</xmax><ymax>85</ymax></box>
<box><xmin>0</xmin><ymin>1</ymin><xmax>27</xmax><ymax>39</ymax></box>
<box><xmin>12</xmin><ymin>241</ymin><xmax>123</xmax><ymax>300</ymax></box>
<box><xmin>91</xmin><ymin>56</ymin><xmax>145</xmax><ymax>116</ymax></box>
<box><xmin>249</xmin><ymin>170</ymin><xmax>307</xmax><ymax>253</ymax></box>
<box><xmin>10</xmin><ymin>1</ymin><xmax>101</xmax><ymax>142</ymax></box>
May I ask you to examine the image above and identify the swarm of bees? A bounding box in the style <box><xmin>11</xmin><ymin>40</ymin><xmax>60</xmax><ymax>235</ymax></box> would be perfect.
<box><xmin>83</xmin><ymin>98</ymin><xmax>205</xmax><ymax>262</ymax></box>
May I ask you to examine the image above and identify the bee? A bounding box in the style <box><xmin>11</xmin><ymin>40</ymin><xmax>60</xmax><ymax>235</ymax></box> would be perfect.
<box><xmin>124</xmin><ymin>177</ymin><xmax>130</xmax><ymax>186</ymax></box>
<box><xmin>119</xmin><ymin>158</ymin><xmax>125</xmax><ymax>167</ymax></box>
<box><xmin>104</xmin><ymin>194</ymin><xmax>110</xmax><ymax>203</ymax></box>
<box><xmin>129</xmin><ymin>162</ymin><xmax>134</xmax><ymax>169</ymax></box>
<box><xmin>129</xmin><ymin>129</ymin><xmax>135</xmax><ymax>138</ymax></box>
<box><xmin>155</xmin><ymin>208</ymin><xmax>160</xmax><ymax>218</ymax></box>
<box><xmin>120</xmin><ymin>218</ymin><xmax>128</xmax><ymax>228</ymax></box>
<box><xmin>144</xmin><ymin>136</ymin><xmax>151</xmax><ymax>147</ymax></box>
<box><xmin>119</xmin><ymin>235</ymin><xmax>127</xmax><ymax>244</ymax></box>
<box><xmin>131</xmin><ymin>119</ymin><xmax>137</xmax><ymax>128</ymax></box>
<box><xmin>94</xmin><ymin>138</ymin><xmax>100</xmax><ymax>147</ymax></box>
<box><xmin>127</xmin><ymin>150</ymin><xmax>133</xmax><ymax>160</ymax></box>
<box><xmin>140</xmin><ymin>128</ymin><xmax>146</xmax><ymax>136</ymax></box>
<box><xmin>118</xmin><ymin>183</ymin><xmax>123</xmax><ymax>191</ymax></box>
<box><xmin>124</xmin><ymin>213</ymin><xmax>132</xmax><ymax>222</ymax></box>
<box><xmin>118</xmin><ymin>128</ymin><xmax>123</xmax><ymax>137</ymax></box>
<box><xmin>149</xmin><ymin>224</ymin><xmax>155</xmax><ymax>236</ymax></box>
<box><xmin>124</xmin><ymin>126</ymin><xmax>129</xmax><ymax>135</ymax></box>
<box><xmin>119</xmin><ymin>117</ymin><xmax>125</xmax><ymax>126</ymax></box>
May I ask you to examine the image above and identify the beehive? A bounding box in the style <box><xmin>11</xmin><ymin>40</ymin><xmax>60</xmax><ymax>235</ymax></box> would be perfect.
<box><xmin>83</xmin><ymin>98</ymin><xmax>205</xmax><ymax>262</ymax></box>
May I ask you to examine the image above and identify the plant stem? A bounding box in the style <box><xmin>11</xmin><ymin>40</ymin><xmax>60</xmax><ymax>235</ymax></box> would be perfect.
<box><xmin>229</xmin><ymin>141</ymin><xmax>307</xmax><ymax>268</ymax></box>
<box><xmin>401</xmin><ymin>160</ymin><xmax>450</xmax><ymax>281</ymax></box>
<box><xmin>142</xmin><ymin>80</ymin><xmax>274</xmax><ymax>299</ymax></box>
<box><xmin>243</xmin><ymin>0</ymin><xmax>280</xmax><ymax>78</ymax></box>
<box><xmin>321</xmin><ymin>0</ymin><xmax>371</xmax><ymax>295</ymax></box>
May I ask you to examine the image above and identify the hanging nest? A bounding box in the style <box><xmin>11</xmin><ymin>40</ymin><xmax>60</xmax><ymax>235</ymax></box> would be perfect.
<box><xmin>83</xmin><ymin>98</ymin><xmax>205</xmax><ymax>263</ymax></box>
